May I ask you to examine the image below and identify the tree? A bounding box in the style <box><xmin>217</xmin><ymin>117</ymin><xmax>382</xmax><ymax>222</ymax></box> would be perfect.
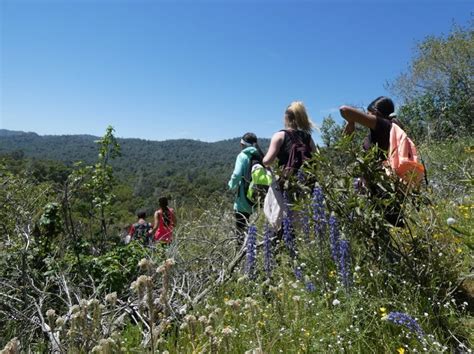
<box><xmin>320</xmin><ymin>115</ymin><xmax>343</xmax><ymax>148</ymax></box>
<box><xmin>388</xmin><ymin>21</ymin><xmax>473</xmax><ymax>141</ymax></box>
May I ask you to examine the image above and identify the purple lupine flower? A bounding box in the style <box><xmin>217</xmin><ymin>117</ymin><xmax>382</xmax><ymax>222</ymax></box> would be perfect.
<box><xmin>312</xmin><ymin>186</ymin><xmax>327</xmax><ymax>240</ymax></box>
<box><xmin>282</xmin><ymin>192</ymin><xmax>296</xmax><ymax>258</ymax></box>
<box><xmin>263</xmin><ymin>223</ymin><xmax>274</xmax><ymax>278</ymax></box>
<box><xmin>296</xmin><ymin>169</ymin><xmax>306</xmax><ymax>183</ymax></box>
<box><xmin>329</xmin><ymin>215</ymin><xmax>341</xmax><ymax>263</ymax></box>
<box><xmin>338</xmin><ymin>239</ymin><xmax>351</xmax><ymax>289</ymax></box>
<box><xmin>294</xmin><ymin>267</ymin><xmax>303</xmax><ymax>280</ymax></box>
<box><xmin>305</xmin><ymin>282</ymin><xmax>316</xmax><ymax>292</ymax></box>
<box><xmin>301</xmin><ymin>206</ymin><xmax>311</xmax><ymax>242</ymax></box>
<box><xmin>386</xmin><ymin>312</ymin><xmax>425</xmax><ymax>337</ymax></box>
<box><xmin>245</xmin><ymin>225</ymin><xmax>258</xmax><ymax>279</ymax></box>
<box><xmin>353</xmin><ymin>177</ymin><xmax>361</xmax><ymax>192</ymax></box>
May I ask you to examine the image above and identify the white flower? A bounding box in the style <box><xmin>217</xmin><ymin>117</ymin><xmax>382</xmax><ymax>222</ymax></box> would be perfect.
<box><xmin>178</xmin><ymin>305</ymin><xmax>187</xmax><ymax>315</ymax></box>
<box><xmin>332</xmin><ymin>299</ymin><xmax>341</xmax><ymax>306</ymax></box>
<box><xmin>222</xmin><ymin>326</ymin><xmax>233</xmax><ymax>336</ymax></box>
<box><xmin>354</xmin><ymin>265</ymin><xmax>361</xmax><ymax>272</ymax></box>
<box><xmin>46</xmin><ymin>309</ymin><xmax>56</xmax><ymax>318</ymax></box>
<box><xmin>447</xmin><ymin>217</ymin><xmax>456</xmax><ymax>225</ymax></box>
<box><xmin>105</xmin><ymin>292</ymin><xmax>117</xmax><ymax>304</ymax></box>
<box><xmin>55</xmin><ymin>317</ymin><xmax>65</xmax><ymax>327</ymax></box>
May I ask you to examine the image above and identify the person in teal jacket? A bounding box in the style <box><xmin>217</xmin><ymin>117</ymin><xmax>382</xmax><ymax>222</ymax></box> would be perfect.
<box><xmin>228</xmin><ymin>132</ymin><xmax>264</xmax><ymax>245</ymax></box>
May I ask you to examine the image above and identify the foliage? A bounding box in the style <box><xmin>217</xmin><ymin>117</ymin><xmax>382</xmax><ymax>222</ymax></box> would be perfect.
<box><xmin>389</xmin><ymin>22</ymin><xmax>473</xmax><ymax>141</ymax></box>
<box><xmin>0</xmin><ymin>129</ymin><xmax>270</xmax><ymax>207</ymax></box>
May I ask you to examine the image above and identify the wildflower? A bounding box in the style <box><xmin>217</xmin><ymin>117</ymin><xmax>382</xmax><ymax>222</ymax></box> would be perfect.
<box><xmin>46</xmin><ymin>309</ymin><xmax>56</xmax><ymax>318</ymax></box>
<box><xmin>379</xmin><ymin>307</ymin><xmax>387</xmax><ymax>316</ymax></box>
<box><xmin>184</xmin><ymin>315</ymin><xmax>196</xmax><ymax>323</ymax></box>
<box><xmin>397</xmin><ymin>347</ymin><xmax>405</xmax><ymax>354</ymax></box>
<box><xmin>282</xmin><ymin>192</ymin><xmax>296</xmax><ymax>258</ymax></box>
<box><xmin>55</xmin><ymin>317</ymin><xmax>65</xmax><ymax>327</ymax></box>
<box><xmin>237</xmin><ymin>275</ymin><xmax>249</xmax><ymax>283</ymax></box>
<box><xmin>383</xmin><ymin>311</ymin><xmax>424</xmax><ymax>337</ymax></box>
<box><xmin>328</xmin><ymin>214</ymin><xmax>340</xmax><ymax>262</ymax></box>
<box><xmin>244</xmin><ymin>297</ymin><xmax>257</xmax><ymax>307</ymax></box>
<box><xmin>446</xmin><ymin>217</ymin><xmax>456</xmax><ymax>225</ymax></box>
<box><xmin>294</xmin><ymin>267</ymin><xmax>303</xmax><ymax>280</ymax></box>
<box><xmin>105</xmin><ymin>292</ymin><xmax>117</xmax><ymax>305</ymax></box>
<box><xmin>296</xmin><ymin>169</ymin><xmax>305</xmax><ymax>183</ymax></box>
<box><xmin>165</xmin><ymin>258</ymin><xmax>175</xmax><ymax>268</ymax></box>
<box><xmin>245</xmin><ymin>225</ymin><xmax>258</xmax><ymax>279</ymax></box>
<box><xmin>338</xmin><ymin>239</ymin><xmax>352</xmax><ymax>289</ymax></box>
<box><xmin>222</xmin><ymin>326</ymin><xmax>233</xmax><ymax>336</ymax></box>
<box><xmin>178</xmin><ymin>305</ymin><xmax>187</xmax><ymax>315</ymax></box>
<box><xmin>305</xmin><ymin>282</ymin><xmax>316</xmax><ymax>292</ymax></box>
<box><xmin>293</xmin><ymin>295</ymin><xmax>301</xmax><ymax>302</ymax></box>
<box><xmin>263</xmin><ymin>223</ymin><xmax>274</xmax><ymax>277</ymax></box>
<box><xmin>332</xmin><ymin>299</ymin><xmax>340</xmax><ymax>306</ymax></box>
<box><xmin>312</xmin><ymin>186</ymin><xmax>327</xmax><ymax>240</ymax></box>
<box><xmin>198</xmin><ymin>316</ymin><xmax>208</xmax><ymax>324</ymax></box>
<box><xmin>138</xmin><ymin>258</ymin><xmax>151</xmax><ymax>271</ymax></box>
<box><xmin>205</xmin><ymin>326</ymin><xmax>214</xmax><ymax>336</ymax></box>
<box><xmin>88</xmin><ymin>299</ymin><xmax>99</xmax><ymax>307</ymax></box>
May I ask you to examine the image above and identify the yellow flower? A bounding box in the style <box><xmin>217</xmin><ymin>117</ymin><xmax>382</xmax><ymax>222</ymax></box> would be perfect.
<box><xmin>379</xmin><ymin>307</ymin><xmax>387</xmax><ymax>313</ymax></box>
<box><xmin>456</xmin><ymin>248</ymin><xmax>463</xmax><ymax>254</ymax></box>
<box><xmin>397</xmin><ymin>347</ymin><xmax>405</xmax><ymax>354</ymax></box>
<box><xmin>329</xmin><ymin>270</ymin><xmax>336</xmax><ymax>278</ymax></box>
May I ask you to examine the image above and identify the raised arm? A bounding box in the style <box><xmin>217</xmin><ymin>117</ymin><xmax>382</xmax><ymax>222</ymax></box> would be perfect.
<box><xmin>263</xmin><ymin>131</ymin><xmax>285</xmax><ymax>167</ymax></box>
<box><xmin>339</xmin><ymin>105</ymin><xmax>377</xmax><ymax>131</ymax></box>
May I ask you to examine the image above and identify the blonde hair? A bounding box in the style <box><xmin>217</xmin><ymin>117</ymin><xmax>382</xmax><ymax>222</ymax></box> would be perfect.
<box><xmin>285</xmin><ymin>101</ymin><xmax>314</xmax><ymax>134</ymax></box>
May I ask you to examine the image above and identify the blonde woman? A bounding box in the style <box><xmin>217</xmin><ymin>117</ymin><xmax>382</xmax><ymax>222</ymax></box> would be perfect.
<box><xmin>263</xmin><ymin>101</ymin><xmax>316</xmax><ymax>170</ymax></box>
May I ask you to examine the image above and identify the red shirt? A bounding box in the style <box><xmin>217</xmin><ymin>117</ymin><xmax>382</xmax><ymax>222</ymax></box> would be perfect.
<box><xmin>154</xmin><ymin>208</ymin><xmax>175</xmax><ymax>243</ymax></box>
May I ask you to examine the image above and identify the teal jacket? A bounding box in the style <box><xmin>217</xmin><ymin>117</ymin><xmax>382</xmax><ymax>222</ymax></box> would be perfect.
<box><xmin>228</xmin><ymin>146</ymin><xmax>257</xmax><ymax>214</ymax></box>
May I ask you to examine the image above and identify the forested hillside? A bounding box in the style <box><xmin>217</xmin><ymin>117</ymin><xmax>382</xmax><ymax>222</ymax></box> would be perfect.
<box><xmin>0</xmin><ymin>129</ymin><xmax>270</xmax><ymax>206</ymax></box>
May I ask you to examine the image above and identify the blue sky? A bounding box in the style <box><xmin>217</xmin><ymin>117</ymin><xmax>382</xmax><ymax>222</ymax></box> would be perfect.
<box><xmin>1</xmin><ymin>0</ymin><xmax>472</xmax><ymax>142</ymax></box>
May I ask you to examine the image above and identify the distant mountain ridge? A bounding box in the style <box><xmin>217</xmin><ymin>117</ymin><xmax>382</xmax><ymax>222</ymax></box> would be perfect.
<box><xmin>0</xmin><ymin>129</ymin><xmax>270</xmax><ymax>203</ymax></box>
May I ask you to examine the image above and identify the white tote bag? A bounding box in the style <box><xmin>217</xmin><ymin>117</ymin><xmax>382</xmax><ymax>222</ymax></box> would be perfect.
<box><xmin>264</xmin><ymin>180</ymin><xmax>285</xmax><ymax>231</ymax></box>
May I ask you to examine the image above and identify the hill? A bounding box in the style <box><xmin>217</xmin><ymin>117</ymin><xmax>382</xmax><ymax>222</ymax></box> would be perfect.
<box><xmin>0</xmin><ymin>129</ymin><xmax>270</xmax><ymax>205</ymax></box>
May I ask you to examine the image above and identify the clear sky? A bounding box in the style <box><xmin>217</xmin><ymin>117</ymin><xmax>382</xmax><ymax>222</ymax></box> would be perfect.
<box><xmin>1</xmin><ymin>0</ymin><xmax>472</xmax><ymax>142</ymax></box>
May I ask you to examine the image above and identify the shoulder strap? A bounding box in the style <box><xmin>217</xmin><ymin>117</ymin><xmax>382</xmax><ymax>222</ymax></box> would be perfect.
<box><xmin>283</xmin><ymin>129</ymin><xmax>304</xmax><ymax>144</ymax></box>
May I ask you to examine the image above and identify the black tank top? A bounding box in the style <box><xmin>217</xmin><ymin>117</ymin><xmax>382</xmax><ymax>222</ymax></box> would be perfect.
<box><xmin>277</xmin><ymin>129</ymin><xmax>312</xmax><ymax>167</ymax></box>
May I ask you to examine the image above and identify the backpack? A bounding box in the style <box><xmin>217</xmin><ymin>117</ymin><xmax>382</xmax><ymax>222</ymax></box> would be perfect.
<box><xmin>387</xmin><ymin>123</ymin><xmax>425</xmax><ymax>185</ymax></box>
<box><xmin>243</xmin><ymin>154</ymin><xmax>272</xmax><ymax>207</ymax></box>
<box><xmin>283</xmin><ymin>130</ymin><xmax>312</xmax><ymax>177</ymax></box>
<box><xmin>132</xmin><ymin>222</ymin><xmax>152</xmax><ymax>244</ymax></box>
